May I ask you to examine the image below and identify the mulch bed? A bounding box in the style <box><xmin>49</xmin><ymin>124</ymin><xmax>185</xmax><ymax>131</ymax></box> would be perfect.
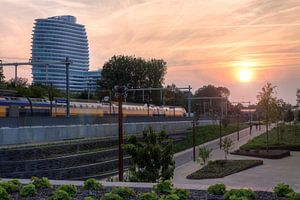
<box><xmin>231</xmin><ymin>149</ymin><xmax>291</xmax><ymax>159</ymax></box>
<box><xmin>187</xmin><ymin>160</ymin><xmax>263</xmax><ymax>179</ymax></box>
<box><xmin>8</xmin><ymin>186</ymin><xmax>285</xmax><ymax>200</ymax></box>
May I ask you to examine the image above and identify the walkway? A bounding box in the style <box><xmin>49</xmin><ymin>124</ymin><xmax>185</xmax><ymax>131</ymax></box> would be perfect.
<box><xmin>173</xmin><ymin>125</ymin><xmax>300</xmax><ymax>192</ymax></box>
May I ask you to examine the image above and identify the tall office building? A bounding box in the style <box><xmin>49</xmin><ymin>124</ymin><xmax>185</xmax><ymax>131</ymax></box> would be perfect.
<box><xmin>31</xmin><ymin>15</ymin><xmax>89</xmax><ymax>92</ymax></box>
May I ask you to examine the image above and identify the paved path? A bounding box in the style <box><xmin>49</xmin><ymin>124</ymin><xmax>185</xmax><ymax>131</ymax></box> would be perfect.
<box><xmin>173</xmin><ymin>125</ymin><xmax>300</xmax><ymax>192</ymax></box>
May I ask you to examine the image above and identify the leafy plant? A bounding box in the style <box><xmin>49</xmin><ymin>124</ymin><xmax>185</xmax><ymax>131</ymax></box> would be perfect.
<box><xmin>171</xmin><ymin>188</ymin><xmax>189</xmax><ymax>199</ymax></box>
<box><xmin>224</xmin><ymin>188</ymin><xmax>256</xmax><ymax>200</ymax></box>
<box><xmin>125</xmin><ymin>128</ymin><xmax>175</xmax><ymax>182</ymax></box>
<box><xmin>221</xmin><ymin>137</ymin><xmax>233</xmax><ymax>160</ymax></box>
<box><xmin>100</xmin><ymin>192</ymin><xmax>123</xmax><ymax>200</ymax></box>
<box><xmin>0</xmin><ymin>181</ymin><xmax>20</xmax><ymax>193</ymax></box>
<box><xmin>48</xmin><ymin>190</ymin><xmax>71</xmax><ymax>200</ymax></box>
<box><xmin>31</xmin><ymin>177</ymin><xmax>52</xmax><ymax>189</ymax></box>
<box><xmin>154</xmin><ymin>180</ymin><xmax>173</xmax><ymax>195</ymax></box>
<box><xmin>111</xmin><ymin>187</ymin><xmax>136</xmax><ymax>198</ymax></box>
<box><xmin>84</xmin><ymin>197</ymin><xmax>95</xmax><ymax>200</ymax></box>
<box><xmin>137</xmin><ymin>192</ymin><xmax>159</xmax><ymax>200</ymax></box>
<box><xmin>273</xmin><ymin>183</ymin><xmax>294</xmax><ymax>197</ymax></box>
<box><xmin>208</xmin><ymin>183</ymin><xmax>226</xmax><ymax>195</ymax></box>
<box><xmin>57</xmin><ymin>184</ymin><xmax>77</xmax><ymax>197</ymax></box>
<box><xmin>197</xmin><ymin>146</ymin><xmax>211</xmax><ymax>165</ymax></box>
<box><xmin>287</xmin><ymin>192</ymin><xmax>300</xmax><ymax>200</ymax></box>
<box><xmin>0</xmin><ymin>186</ymin><xmax>10</xmax><ymax>200</ymax></box>
<box><xmin>20</xmin><ymin>184</ymin><xmax>36</xmax><ymax>197</ymax></box>
<box><xmin>159</xmin><ymin>194</ymin><xmax>179</xmax><ymax>200</ymax></box>
<box><xmin>83</xmin><ymin>178</ymin><xmax>103</xmax><ymax>191</ymax></box>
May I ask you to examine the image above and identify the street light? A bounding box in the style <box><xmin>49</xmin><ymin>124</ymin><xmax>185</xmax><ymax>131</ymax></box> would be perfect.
<box><xmin>113</xmin><ymin>85</ymin><xmax>128</xmax><ymax>181</ymax></box>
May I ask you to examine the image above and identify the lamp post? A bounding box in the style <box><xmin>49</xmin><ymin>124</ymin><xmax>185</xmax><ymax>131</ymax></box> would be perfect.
<box><xmin>114</xmin><ymin>85</ymin><xmax>128</xmax><ymax>181</ymax></box>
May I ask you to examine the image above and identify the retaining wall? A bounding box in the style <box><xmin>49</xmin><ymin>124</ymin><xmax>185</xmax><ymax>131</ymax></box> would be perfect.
<box><xmin>0</xmin><ymin>121</ymin><xmax>192</xmax><ymax>146</ymax></box>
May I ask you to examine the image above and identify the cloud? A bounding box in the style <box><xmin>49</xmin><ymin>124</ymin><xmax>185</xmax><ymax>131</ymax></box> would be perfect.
<box><xmin>1</xmin><ymin>0</ymin><xmax>300</xmax><ymax>103</ymax></box>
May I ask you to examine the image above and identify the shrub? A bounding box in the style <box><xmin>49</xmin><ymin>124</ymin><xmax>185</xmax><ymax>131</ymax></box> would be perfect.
<box><xmin>137</xmin><ymin>192</ymin><xmax>159</xmax><ymax>200</ymax></box>
<box><xmin>57</xmin><ymin>184</ymin><xmax>77</xmax><ymax>197</ymax></box>
<box><xmin>83</xmin><ymin>178</ymin><xmax>103</xmax><ymax>191</ymax></box>
<box><xmin>154</xmin><ymin>180</ymin><xmax>173</xmax><ymax>195</ymax></box>
<box><xmin>125</xmin><ymin>128</ymin><xmax>175</xmax><ymax>182</ymax></box>
<box><xmin>273</xmin><ymin>183</ymin><xmax>294</xmax><ymax>197</ymax></box>
<box><xmin>197</xmin><ymin>147</ymin><xmax>211</xmax><ymax>165</ymax></box>
<box><xmin>221</xmin><ymin>137</ymin><xmax>233</xmax><ymax>160</ymax></box>
<box><xmin>159</xmin><ymin>194</ymin><xmax>179</xmax><ymax>200</ymax></box>
<box><xmin>0</xmin><ymin>181</ymin><xmax>20</xmax><ymax>193</ymax></box>
<box><xmin>84</xmin><ymin>197</ymin><xmax>95</xmax><ymax>200</ymax></box>
<box><xmin>224</xmin><ymin>189</ymin><xmax>256</xmax><ymax>200</ymax></box>
<box><xmin>20</xmin><ymin>184</ymin><xmax>36</xmax><ymax>197</ymax></box>
<box><xmin>287</xmin><ymin>192</ymin><xmax>300</xmax><ymax>200</ymax></box>
<box><xmin>208</xmin><ymin>183</ymin><xmax>226</xmax><ymax>195</ymax></box>
<box><xmin>111</xmin><ymin>187</ymin><xmax>136</xmax><ymax>198</ymax></box>
<box><xmin>171</xmin><ymin>188</ymin><xmax>189</xmax><ymax>199</ymax></box>
<box><xmin>100</xmin><ymin>192</ymin><xmax>123</xmax><ymax>200</ymax></box>
<box><xmin>31</xmin><ymin>177</ymin><xmax>52</xmax><ymax>189</ymax></box>
<box><xmin>0</xmin><ymin>186</ymin><xmax>10</xmax><ymax>200</ymax></box>
<box><xmin>48</xmin><ymin>190</ymin><xmax>71</xmax><ymax>200</ymax></box>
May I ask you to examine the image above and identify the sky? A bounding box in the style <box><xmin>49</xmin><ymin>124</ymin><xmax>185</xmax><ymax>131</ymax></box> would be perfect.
<box><xmin>0</xmin><ymin>0</ymin><xmax>300</xmax><ymax>104</ymax></box>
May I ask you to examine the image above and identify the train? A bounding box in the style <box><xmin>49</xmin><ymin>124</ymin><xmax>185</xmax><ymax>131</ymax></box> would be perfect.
<box><xmin>0</xmin><ymin>96</ymin><xmax>187</xmax><ymax>117</ymax></box>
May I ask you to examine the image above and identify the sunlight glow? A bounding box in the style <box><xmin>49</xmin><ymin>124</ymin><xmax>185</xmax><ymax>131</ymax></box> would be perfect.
<box><xmin>239</xmin><ymin>69</ymin><xmax>252</xmax><ymax>82</ymax></box>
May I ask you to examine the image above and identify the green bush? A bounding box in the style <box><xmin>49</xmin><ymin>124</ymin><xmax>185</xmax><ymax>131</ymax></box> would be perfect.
<box><xmin>224</xmin><ymin>189</ymin><xmax>256</xmax><ymax>200</ymax></box>
<box><xmin>48</xmin><ymin>190</ymin><xmax>71</xmax><ymax>200</ymax></box>
<box><xmin>137</xmin><ymin>192</ymin><xmax>159</xmax><ymax>200</ymax></box>
<box><xmin>287</xmin><ymin>192</ymin><xmax>300</xmax><ymax>200</ymax></box>
<box><xmin>31</xmin><ymin>177</ymin><xmax>52</xmax><ymax>189</ymax></box>
<box><xmin>208</xmin><ymin>183</ymin><xmax>226</xmax><ymax>195</ymax></box>
<box><xmin>83</xmin><ymin>178</ymin><xmax>103</xmax><ymax>191</ymax></box>
<box><xmin>111</xmin><ymin>187</ymin><xmax>136</xmax><ymax>198</ymax></box>
<box><xmin>84</xmin><ymin>197</ymin><xmax>95</xmax><ymax>200</ymax></box>
<box><xmin>154</xmin><ymin>180</ymin><xmax>173</xmax><ymax>195</ymax></box>
<box><xmin>228</xmin><ymin>195</ymin><xmax>249</xmax><ymax>200</ymax></box>
<box><xmin>159</xmin><ymin>194</ymin><xmax>180</xmax><ymax>200</ymax></box>
<box><xmin>100</xmin><ymin>192</ymin><xmax>123</xmax><ymax>200</ymax></box>
<box><xmin>57</xmin><ymin>184</ymin><xmax>77</xmax><ymax>197</ymax></box>
<box><xmin>273</xmin><ymin>183</ymin><xmax>294</xmax><ymax>197</ymax></box>
<box><xmin>171</xmin><ymin>188</ymin><xmax>189</xmax><ymax>199</ymax></box>
<box><xmin>0</xmin><ymin>186</ymin><xmax>10</xmax><ymax>200</ymax></box>
<box><xmin>20</xmin><ymin>184</ymin><xmax>36</xmax><ymax>197</ymax></box>
<box><xmin>0</xmin><ymin>181</ymin><xmax>20</xmax><ymax>193</ymax></box>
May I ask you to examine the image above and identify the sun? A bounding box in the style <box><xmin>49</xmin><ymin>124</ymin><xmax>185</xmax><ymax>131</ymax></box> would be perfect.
<box><xmin>239</xmin><ymin>69</ymin><xmax>252</xmax><ymax>82</ymax></box>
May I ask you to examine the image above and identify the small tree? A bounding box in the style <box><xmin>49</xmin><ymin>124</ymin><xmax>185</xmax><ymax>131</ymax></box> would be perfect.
<box><xmin>257</xmin><ymin>83</ymin><xmax>277</xmax><ymax>151</ymax></box>
<box><xmin>221</xmin><ymin>137</ymin><xmax>233</xmax><ymax>160</ymax></box>
<box><xmin>197</xmin><ymin>147</ymin><xmax>211</xmax><ymax>165</ymax></box>
<box><xmin>125</xmin><ymin>128</ymin><xmax>175</xmax><ymax>182</ymax></box>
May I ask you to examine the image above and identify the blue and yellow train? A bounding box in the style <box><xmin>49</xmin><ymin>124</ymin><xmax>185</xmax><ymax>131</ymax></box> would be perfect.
<box><xmin>0</xmin><ymin>96</ymin><xmax>187</xmax><ymax>117</ymax></box>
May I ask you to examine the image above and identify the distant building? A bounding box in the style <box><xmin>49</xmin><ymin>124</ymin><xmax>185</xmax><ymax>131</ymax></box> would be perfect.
<box><xmin>85</xmin><ymin>70</ymin><xmax>101</xmax><ymax>92</ymax></box>
<box><xmin>31</xmin><ymin>15</ymin><xmax>89</xmax><ymax>92</ymax></box>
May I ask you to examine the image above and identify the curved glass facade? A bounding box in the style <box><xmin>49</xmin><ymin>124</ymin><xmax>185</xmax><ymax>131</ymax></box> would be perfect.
<box><xmin>31</xmin><ymin>15</ymin><xmax>89</xmax><ymax>92</ymax></box>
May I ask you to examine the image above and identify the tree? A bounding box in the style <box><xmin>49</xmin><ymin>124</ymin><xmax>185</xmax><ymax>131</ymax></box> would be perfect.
<box><xmin>164</xmin><ymin>84</ymin><xmax>187</xmax><ymax>108</ymax></box>
<box><xmin>197</xmin><ymin>147</ymin><xmax>211</xmax><ymax>166</ymax></box>
<box><xmin>284</xmin><ymin>108</ymin><xmax>294</xmax><ymax>123</ymax></box>
<box><xmin>0</xmin><ymin>66</ymin><xmax>5</xmax><ymax>83</ymax></box>
<box><xmin>125</xmin><ymin>128</ymin><xmax>175</xmax><ymax>182</ymax></box>
<box><xmin>257</xmin><ymin>83</ymin><xmax>277</xmax><ymax>151</ymax></box>
<box><xmin>221</xmin><ymin>137</ymin><xmax>233</xmax><ymax>160</ymax></box>
<box><xmin>99</xmin><ymin>55</ymin><xmax>167</xmax><ymax>102</ymax></box>
<box><xmin>193</xmin><ymin>85</ymin><xmax>230</xmax><ymax>118</ymax></box>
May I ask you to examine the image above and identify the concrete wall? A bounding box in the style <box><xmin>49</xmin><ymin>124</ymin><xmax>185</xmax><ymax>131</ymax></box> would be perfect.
<box><xmin>0</xmin><ymin>121</ymin><xmax>192</xmax><ymax>146</ymax></box>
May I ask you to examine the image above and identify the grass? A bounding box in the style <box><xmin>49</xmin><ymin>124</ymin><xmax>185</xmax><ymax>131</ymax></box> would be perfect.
<box><xmin>241</xmin><ymin>124</ymin><xmax>300</xmax><ymax>150</ymax></box>
<box><xmin>173</xmin><ymin>124</ymin><xmax>248</xmax><ymax>153</ymax></box>
<box><xmin>187</xmin><ymin>160</ymin><xmax>263</xmax><ymax>179</ymax></box>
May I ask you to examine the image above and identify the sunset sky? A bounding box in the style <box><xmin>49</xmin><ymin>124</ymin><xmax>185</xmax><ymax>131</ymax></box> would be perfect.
<box><xmin>1</xmin><ymin>0</ymin><xmax>300</xmax><ymax>104</ymax></box>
